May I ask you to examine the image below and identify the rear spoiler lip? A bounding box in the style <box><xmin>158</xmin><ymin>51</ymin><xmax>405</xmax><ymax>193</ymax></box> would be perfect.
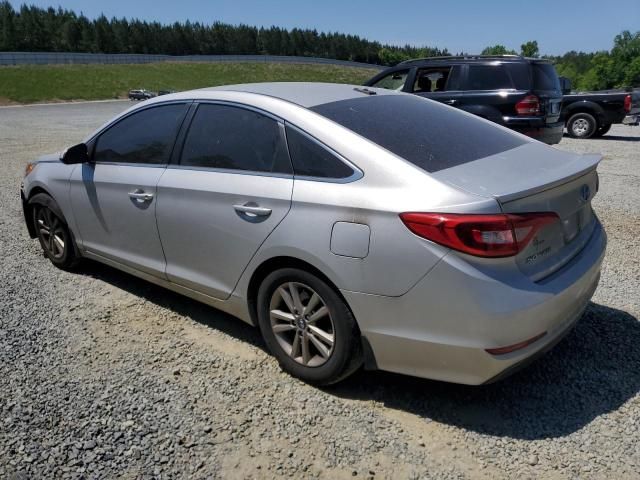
<box><xmin>431</xmin><ymin>142</ymin><xmax>602</xmax><ymax>205</ymax></box>
<box><xmin>494</xmin><ymin>153</ymin><xmax>602</xmax><ymax>204</ymax></box>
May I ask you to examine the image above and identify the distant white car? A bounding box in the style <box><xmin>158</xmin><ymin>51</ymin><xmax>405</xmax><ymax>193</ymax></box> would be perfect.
<box><xmin>21</xmin><ymin>83</ymin><xmax>606</xmax><ymax>385</ymax></box>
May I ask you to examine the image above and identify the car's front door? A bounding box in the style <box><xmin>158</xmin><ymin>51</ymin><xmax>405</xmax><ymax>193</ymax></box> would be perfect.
<box><xmin>69</xmin><ymin>102</ymin><xmax>189</xmax><ymax>277</ymax></box>
<box><xmin>156</xmin><ymin>102</ymin><xmax>294</xmax><ymax>300</ymax></box>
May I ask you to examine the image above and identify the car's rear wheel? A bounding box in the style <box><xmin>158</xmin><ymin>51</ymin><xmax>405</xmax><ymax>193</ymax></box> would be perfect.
<box><xmin>29</xmin><ymin>193</ymin><xmax>80</xmax><ymax>270</ymax></box>
<box><xmin>592</xmin><ymin>123</ymin><xmax>612</xmax><ymax>137</ymax></box>
<box><xmin>257</xmin><ymin>268</ymin><xmax>362</xmax><ymax>385</ymax></box>
<box><xmin>567</xmin><ymin>112</ymin><xmax>597</xmax><ymax>138</ymax></box>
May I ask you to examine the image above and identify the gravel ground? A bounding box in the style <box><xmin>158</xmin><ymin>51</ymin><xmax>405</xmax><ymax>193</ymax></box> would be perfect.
<box><xmin>1</xmin><ymin>101</ymin><xmax>638</xmax><ymax>479</ymax></box>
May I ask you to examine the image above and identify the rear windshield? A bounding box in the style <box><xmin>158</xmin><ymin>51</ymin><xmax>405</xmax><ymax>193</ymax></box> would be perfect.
<box><xmin>532</xmin><ymin>63</ymin><xmax>560</xmax><ymax>91</ymax></box>
<box><xmin>310</xmin><ymin>95</ymin><xmax>527</xmax><ymax>173</ymax></box>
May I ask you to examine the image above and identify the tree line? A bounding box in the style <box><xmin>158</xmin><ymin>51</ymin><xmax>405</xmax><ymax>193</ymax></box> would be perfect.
<box><xmin>1</xmin><ymin>2</ymin><xmax>638</xmax><ymax>90</ymax></box>
<box><xmin>480</xmin><ymin>33</ymin><xmax>640</xmax><ymax>90</ymax></box>
<box><xmin>0</xmin><ymin>2</ymin><xmax>448</xmax><ymax>64</ymax></box>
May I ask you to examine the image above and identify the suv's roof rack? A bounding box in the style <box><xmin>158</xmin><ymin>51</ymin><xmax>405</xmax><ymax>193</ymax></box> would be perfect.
<box><xmin>398</xmin><ymin>54</ymin><xmax>524</xmax><ymax>65</ymax></box>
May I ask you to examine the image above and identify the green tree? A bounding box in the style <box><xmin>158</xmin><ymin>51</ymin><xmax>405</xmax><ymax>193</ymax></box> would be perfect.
<box><xmin>520</xmin><ymin>40</ymin><xmax>539</xmax><ymax>57</ymax></box>
<box><xmin>481</xmin><ymin>44</ymin><xmax>516</xmax><ymax>55</ymax></box>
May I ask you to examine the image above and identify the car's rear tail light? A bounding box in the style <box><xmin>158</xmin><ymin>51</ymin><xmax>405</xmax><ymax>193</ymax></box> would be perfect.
<box><xmin>624</xmin><ymin>94</ymin><xmax>632</xmax><ymax>113</ymax></box>
<box><xmin>399</xmin><ymin>212</ymin><xmax>558</xmax><ymax>258</ymax></box>
<box><xmin>515</xmin><ymin>95</ymin><xmax>541</xmax><ymax>115</ymax></box>
<box><xmin>485</xmin><ymin>332</ymin><xmax>547</xmax><ymax>355</ymax></box>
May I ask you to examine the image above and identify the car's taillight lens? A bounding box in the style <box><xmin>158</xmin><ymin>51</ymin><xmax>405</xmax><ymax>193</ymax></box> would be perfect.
<box><xmin>624</xmin><ymin>94</ymin><xmax>632</xmax><ymax>113</ymax></box>
<box><xmin>515</xmin><ymin>95</ymin><xmax>540</xmax><ymax>115</ymax></box>
<box><xmin>399</xmin><ymin>212</ymin><xmax>559</xmax><ymax>258</ymax></box>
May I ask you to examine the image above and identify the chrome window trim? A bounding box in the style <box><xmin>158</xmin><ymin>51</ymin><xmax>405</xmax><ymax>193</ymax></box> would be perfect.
<box><xmin>165</xmin><ymin>164</ymin><xmax>294</xmax><ymax>180</ymax></box>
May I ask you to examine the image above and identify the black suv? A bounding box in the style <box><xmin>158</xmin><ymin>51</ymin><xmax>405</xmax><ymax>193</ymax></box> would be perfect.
<box><xmin>365</xmin><ymin>55</ymin><xmax>564</xmax><ymax>144</ymax></box>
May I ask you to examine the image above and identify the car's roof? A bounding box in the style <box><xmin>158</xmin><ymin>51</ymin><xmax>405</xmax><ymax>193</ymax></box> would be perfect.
<box><xmin>197</xmin><ymin>82</ymin><xmax>400</xmax><ymax>108</ymax></box>
<box><xmin>392</xmin><ymin>56</ymin><xmax>552</xmax><ymax>68</ymax></box>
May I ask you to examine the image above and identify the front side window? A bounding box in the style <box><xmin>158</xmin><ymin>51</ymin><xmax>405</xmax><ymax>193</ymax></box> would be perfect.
<box><xmin>180</xmin><ymin>104</ymin><xmax>291</xmax><ymax>174</ymax></box>
<box><xmin>370</xmin><ymin>69</ymin><xmax>410</xmax><ymax>91</ymax></box>
<box><xmin>465</xmin><ymin>65</ymin><xmax>513</xmax><ymax>91</ymax></box>
<box><xmin>93</xmin><ymin>104</ymin><xmax>187</xmax><ymax>164</ymax></box>
<box><xmin>285</xmin><ymin>126</ymin><xmax>355</xmax><ymax>179</ymax></box>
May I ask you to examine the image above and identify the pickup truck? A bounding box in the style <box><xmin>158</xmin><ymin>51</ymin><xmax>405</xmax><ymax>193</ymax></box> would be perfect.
<box><xmin>561</xmin><ymin>85</ymin><xmax>640</xmax><ymax>138</ymax></box>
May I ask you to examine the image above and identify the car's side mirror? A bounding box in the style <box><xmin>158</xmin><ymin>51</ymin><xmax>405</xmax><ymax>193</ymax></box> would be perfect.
<box><xmin>559</xmin><ymin>76</ymin><xmax>572</xmax><ymax>95</ymax></box>
<box><xmin>60</xmin><ymin>143</ymin><xmax>89</xmax><ymax>164</ymax></box>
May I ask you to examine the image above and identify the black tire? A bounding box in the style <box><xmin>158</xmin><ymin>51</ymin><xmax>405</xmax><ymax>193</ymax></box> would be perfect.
<box><xmin>567</xmin><ymin>112</ymin><xmax>597</xmax><ymax>139</ymax></box>
<box><xmin>29</xmin><ymin>193</ymin><xmax>81</xmax><ymax>270</ymax></box>
<box><xmin>592</xmin><ymin>123</ymin><xmax>612</xmax><ymax>137</ymax></box>
<box><xmin>257</xmin><ymin>268</ymin><xmax>363</xmax><ymax>386</ymax></box>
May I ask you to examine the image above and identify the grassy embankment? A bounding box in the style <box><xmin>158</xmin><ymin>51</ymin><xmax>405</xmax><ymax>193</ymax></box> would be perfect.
<box><xmin>0</xmin><ymin>62</ymin><xmax>380</xmax><ymax>104</ymax></box>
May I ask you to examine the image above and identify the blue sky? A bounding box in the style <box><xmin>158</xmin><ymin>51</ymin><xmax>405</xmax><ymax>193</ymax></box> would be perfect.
<box><xmin>9</xmin><ymin>0</ymin><xmax>640</xmax><ymax>55</ymax></box>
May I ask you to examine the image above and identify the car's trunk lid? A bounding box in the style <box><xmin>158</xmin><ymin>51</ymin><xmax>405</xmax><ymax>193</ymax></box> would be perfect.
<box><xmin>432</xmin><ymin>141</ymin><xmax>601</xmax><ymax>281</ymax></box>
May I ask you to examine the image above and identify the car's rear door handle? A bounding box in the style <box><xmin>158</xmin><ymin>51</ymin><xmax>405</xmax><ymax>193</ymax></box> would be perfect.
<box><xmin>233</xmin><ymin>203</ymin><xmax>272</xmax><ymax>217</ymax></box>
<box><xmin>128</xmin><ymin>190</ymin><xmax>154</xmax><ymax>202</ymax></box>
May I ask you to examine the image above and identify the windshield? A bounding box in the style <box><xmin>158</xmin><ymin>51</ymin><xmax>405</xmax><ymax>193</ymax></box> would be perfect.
<box><xmin>311</xmin><ymin>95</ymin><xmax>527</xmax><ymax>173</ymax></box>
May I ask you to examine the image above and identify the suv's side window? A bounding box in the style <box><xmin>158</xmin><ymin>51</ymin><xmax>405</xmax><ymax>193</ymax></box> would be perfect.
<box><xmin>285</xmin><ymin>126</ymin><xmax>355</xmax><ymax>179</ymax></box>
<box><xmin>93</xmin><ymin>104</ymin><xmax>188</xmax><ymax>164</ymax></box>
<box><xmin>370</xmin><ymin>69</ymin><xmax>410</xmax><ymax>91</ymax></box>
<box><xmin>465</xmin><ymin>65</ymin><xmax>513</xmax><ymax>90</ymax></box>
<box><xmin>180</xmin><ymin>104</ymin><xmax>292</xmax><ymax>174</ymax></box>
<box><xmin>412</xmin><ymin>67</ymin><xmax>454</xmax><ymax>93</ymax></box>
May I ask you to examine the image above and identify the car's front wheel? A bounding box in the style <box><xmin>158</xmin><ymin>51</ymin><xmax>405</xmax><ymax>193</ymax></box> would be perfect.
<box><xmin>567</xmin><ymin>112</ymin><xmax>597</xmax><ymax>138</ymax></box>
<box><xmin>29</xmin><ymin>193</ymin><xmax>80</xmax><ymax>270</ymax></box>
<box><xmin>257</xmin><ymin>268</ymin><xmax>362</xmax><ymax>385</ymax></box>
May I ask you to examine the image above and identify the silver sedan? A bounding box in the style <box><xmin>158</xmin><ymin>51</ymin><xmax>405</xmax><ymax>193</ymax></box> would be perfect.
<box><xmin>21</xmin><ymin>83</ymin><xmax>606</xmax><ymax>385</ymax></box>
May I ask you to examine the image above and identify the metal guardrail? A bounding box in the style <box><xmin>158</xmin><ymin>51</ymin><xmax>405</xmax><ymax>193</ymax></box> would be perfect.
<box><xmin>0</xmin><ymin>52</ymin><xmax>384</xmax><ymax>70</ymax></box>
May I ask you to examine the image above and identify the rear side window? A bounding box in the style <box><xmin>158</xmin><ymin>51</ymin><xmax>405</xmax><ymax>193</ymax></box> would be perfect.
<box><xmin>94</xmin><ymin>104</ymin><xmax>187</xmax><ymax>164</ymax></box>
<box><xmin>465</xmin><ymin>65</ymin><xmax>513</xmax><ymax>90</ymax></box>
<box><xmin>285</xmin><ymin>126</ymin><xmax>355</xmax><ymax>179</ymax></box>
<box><xmin>532</xmin><ymin>63</ymin><xmax>561</xmax><ymax>91</ymax></box>
<box><xmin>311</xmin><ymin>95</ymin><xmax>527</xmax><ymax>173</ymax></box>
<box><xmin>180</xmin><ymin>104</ymin><xmax>292</xmax><ymax>174</ymax></box>
<box><xmin>505</xmin><ymin>63</ymin><xmax>531</xmax><ymax>90</ymax></box>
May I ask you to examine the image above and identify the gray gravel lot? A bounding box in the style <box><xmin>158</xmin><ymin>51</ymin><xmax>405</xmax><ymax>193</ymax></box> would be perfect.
<box><xmin>1</xmin><ymin>101</ymin><xmax>639</xmax><ymax>479</ymax></box>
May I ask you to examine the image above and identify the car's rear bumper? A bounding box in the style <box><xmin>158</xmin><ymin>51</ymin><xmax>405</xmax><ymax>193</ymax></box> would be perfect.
<box><xmin>504</xmin><ymin>117</ymin><xmax>564</xmax><ymax>144</ymax></box>
<box><xmin>342</xmin><ymin>221</ymin><xmax>606</xmax><ymax>385</ymax></box>
<box><xmin>622</xmin><ymin>115</ymin><xmax>639</xmax><ymax>126</ymax></box>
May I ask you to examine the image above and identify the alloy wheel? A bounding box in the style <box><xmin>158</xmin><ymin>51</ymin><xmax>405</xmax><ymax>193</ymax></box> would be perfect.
<box><xmin>36</xmin><ymin>207</ymin><xmax>65</xmax><ymax>259</ymax></box>
<box><xmin>269</xmin><ymin>282</ymin><xmax>335</xmax><ymax>367</ymax></box>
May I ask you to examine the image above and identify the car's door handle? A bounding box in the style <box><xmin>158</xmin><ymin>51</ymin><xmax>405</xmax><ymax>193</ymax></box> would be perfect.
<box><xmin>233</xmin><ymin>203</ymin><xmax>272</xmax><ymax>217</ymax></box>
<box><xmin>128</xmin><ymin>190</ymin><xmax>154</xmax><ymax>202</ymax></box>
<box><xmin>444</xmin><ymin>99</ymin><xmax>457</xmax><ymax>105</ymax></box>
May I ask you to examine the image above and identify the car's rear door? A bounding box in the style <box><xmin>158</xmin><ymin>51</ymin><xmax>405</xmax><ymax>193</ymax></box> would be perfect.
<box><xmin>69</xmin><ymin>102</ymin><xmax>189</xmax><ymax>277</ymax></box>
<box><xmin>155</xmin><ymin>102</ymin><xmax>293</xmax><ymax>300</ymax></box>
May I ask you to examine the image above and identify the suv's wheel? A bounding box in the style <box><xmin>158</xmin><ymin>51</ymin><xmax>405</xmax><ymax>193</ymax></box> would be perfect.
<box><xmin>592</xmin><ymin>123</ymin><xmax>612</xmax><ymax>137</ymax></box>
<box><xmin>29</xmin><ymin>193</ymin><xmax>80</xmax><ymax>270</ymax></box>
<box><xmin>257</xmin><ymin>268</ymin><xmax>363</xmax><ymax>385</ymax></box>
<box><xmin>567</xmin><ymin>112</ymin><xmax>597</xmax><ymax>138</ymax></box>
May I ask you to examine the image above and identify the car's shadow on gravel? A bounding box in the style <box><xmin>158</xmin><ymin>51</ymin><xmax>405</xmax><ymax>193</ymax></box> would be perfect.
<box><xmin>76</xmin><ymin>261</ymin><xmax>267</xmax><ymax>353</ymax></box>
<box><xmin>598</xmin><ymin>135</ymin><xmax>640</xmax><ymax>142</ymax></box>
<box><xmin>330</xmin><ymin>302</ymin><xmax>640</xmax><ymax>440</ymax></box>
<box><xmin>76</xmin><ymin>262</ymin><xmax>638</xmax><ymax>440</ymax></box>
